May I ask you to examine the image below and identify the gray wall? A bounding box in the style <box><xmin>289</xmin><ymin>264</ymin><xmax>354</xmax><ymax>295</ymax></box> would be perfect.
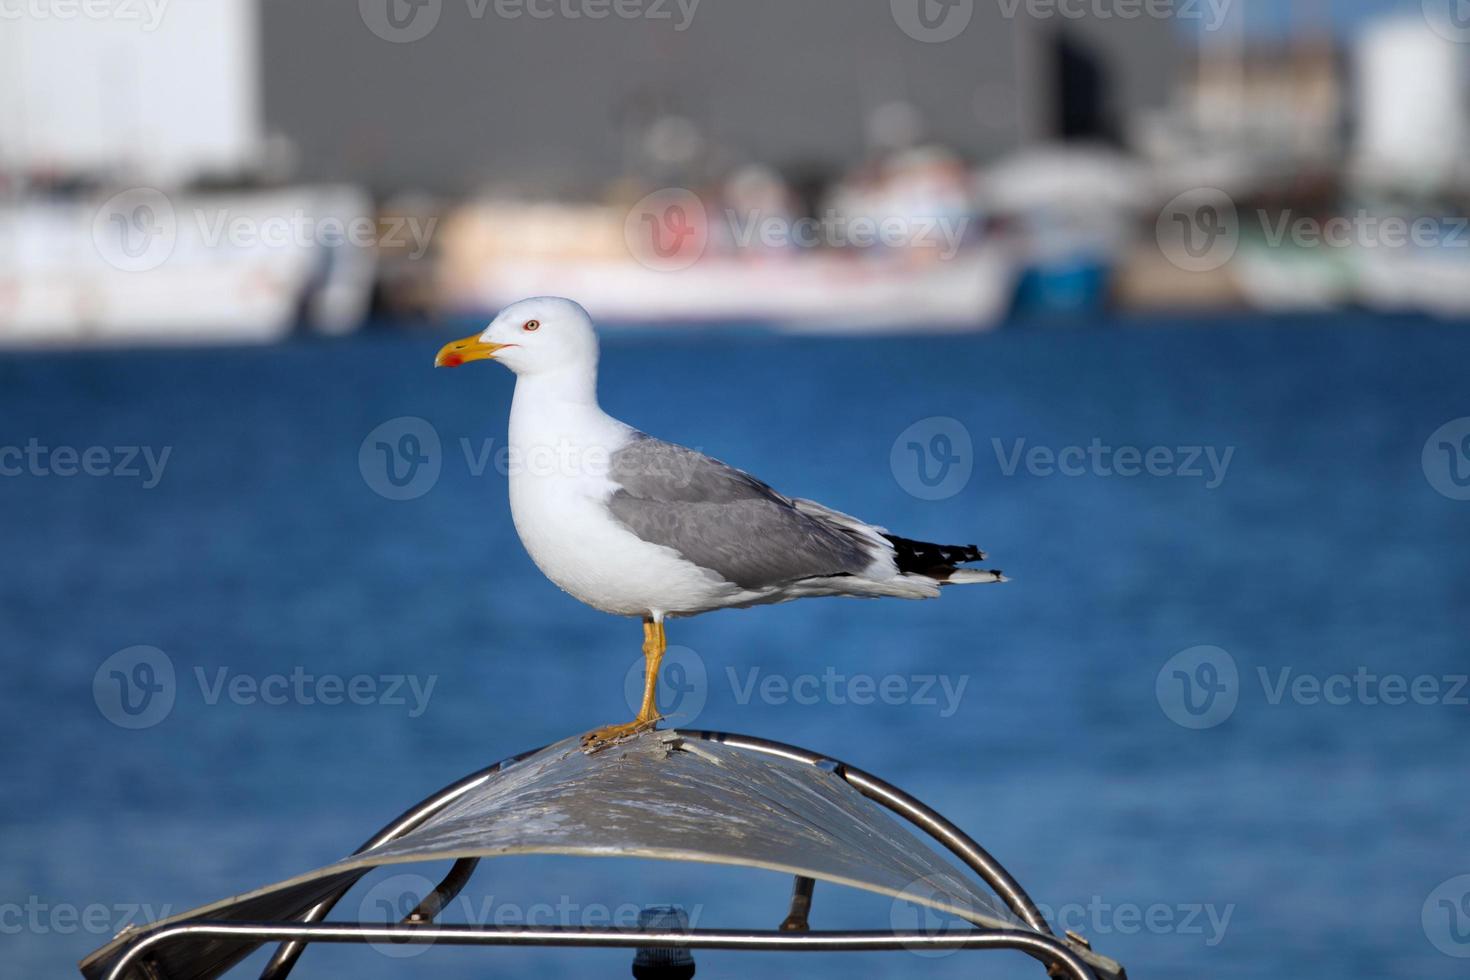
<box><xmin>261</xmin><ymin>0</ymin><xmax>1184</xmax><ymax>195</ymax></box>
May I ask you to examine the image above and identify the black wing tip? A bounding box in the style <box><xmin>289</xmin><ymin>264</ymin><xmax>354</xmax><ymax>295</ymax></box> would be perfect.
<box><xmin>882</xmin><ymin>533</ymin><xmax>990</xmax><ymax>576</ymax></box>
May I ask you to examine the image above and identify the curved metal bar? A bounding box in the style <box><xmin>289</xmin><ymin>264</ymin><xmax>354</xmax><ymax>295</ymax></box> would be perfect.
<box><xmin>258</xmin><ymin>748</ymin><xmax>540</xmax><ymax>979</ymax></box>
<box><xmin>407</xmin><ymin>857</ymin><xmax>480</xmax><ymax>923</ymax></box>
<box><xmin>113</xmin><ymin>923</ymin><xmax>1095</xmax><ymax>980</ymax></box>
<box><xmin>685</xmin><ymin>730</ymin><xmax>1052</xmax><ymax>934</ymax></box>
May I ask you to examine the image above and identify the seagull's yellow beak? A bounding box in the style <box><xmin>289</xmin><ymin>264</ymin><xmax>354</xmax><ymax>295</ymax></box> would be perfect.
<box><xmin>435</xmin><ymin>335</ymin><xmax>509</xmax><ymax>368</ymax></box>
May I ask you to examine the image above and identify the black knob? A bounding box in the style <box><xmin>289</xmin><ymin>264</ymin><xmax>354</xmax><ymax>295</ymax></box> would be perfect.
<box><xmin>631</xmin><ymin>905</ymin><xmax>695</xmax><ymax>980</ymax></box>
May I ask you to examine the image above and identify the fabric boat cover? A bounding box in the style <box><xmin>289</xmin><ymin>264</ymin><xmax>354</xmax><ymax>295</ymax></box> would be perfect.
<box><xmin>80</xmin><ymin>729</ymin><xmax>1030</xmax><ymax>979</ymax></box>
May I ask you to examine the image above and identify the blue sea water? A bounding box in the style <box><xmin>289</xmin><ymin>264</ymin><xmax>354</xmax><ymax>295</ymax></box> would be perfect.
<box><xmin>2</xmin><ymin>314</ymin><xmax>1468</xmax><ymax>979</ymax></box>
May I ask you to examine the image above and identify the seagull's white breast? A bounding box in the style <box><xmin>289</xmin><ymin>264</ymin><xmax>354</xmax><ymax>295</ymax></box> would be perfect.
<box><xmin>505</xmin><ymin>385</ymin><xmax>737</xmax><ymax>618</ymax></box>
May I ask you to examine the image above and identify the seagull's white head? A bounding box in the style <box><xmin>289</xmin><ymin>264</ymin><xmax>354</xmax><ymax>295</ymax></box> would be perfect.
<box><xmin>434</xmin><ymin>296</ymin><xmax>598</xmax><ymax>377</ymax></box>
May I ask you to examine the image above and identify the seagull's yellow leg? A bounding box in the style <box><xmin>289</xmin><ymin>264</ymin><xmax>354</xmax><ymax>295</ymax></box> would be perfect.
<box><xmin>582</xmin><ymin>617</ymin><xmax>666</xmax><ymax>748</ymax></box>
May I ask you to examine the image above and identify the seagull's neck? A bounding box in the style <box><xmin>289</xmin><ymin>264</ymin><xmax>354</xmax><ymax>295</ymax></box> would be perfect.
<box><xmin>508</xmin><ymin>361</ymin><xmax>620</xmax><ymax>449</ymax></box>
<box><xmin>514</xmin><ymin>360</ymin><xmax>600</xmax><ymax>407</ymax></box>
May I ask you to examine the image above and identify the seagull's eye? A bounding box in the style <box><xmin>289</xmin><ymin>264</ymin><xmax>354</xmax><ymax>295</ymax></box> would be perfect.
<box><xmin>522</xmin><ymin>319</ymin><xmax>540</xmax><ymax>332</ymax></box>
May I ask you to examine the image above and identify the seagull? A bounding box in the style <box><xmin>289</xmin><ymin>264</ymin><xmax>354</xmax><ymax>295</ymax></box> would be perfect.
<box><xmin>436</xmin><ymin>297</ymin><xmax>1004</xmax><ymax>747</ymax></box>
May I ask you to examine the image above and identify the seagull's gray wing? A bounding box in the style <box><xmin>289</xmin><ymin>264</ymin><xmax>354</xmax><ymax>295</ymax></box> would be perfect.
<box><xmin>606</xmin><ymin>433</ymin><xmax>874</xmax><ymax>589</ymax></box>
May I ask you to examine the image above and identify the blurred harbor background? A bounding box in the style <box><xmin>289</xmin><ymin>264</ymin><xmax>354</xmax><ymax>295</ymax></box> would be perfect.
<box><xmin>5</xmin><ymin>2</ymin><xmax>1470</xmax><ymax>980</ymax></box>
<box><xmin>9</xmin><ymin>0</ymin><xmax>1470</xmax><ymax>339</ymax></box>
<box><xmin>7</xmin><ymin>316</ymin><xmax>1470</xmax><ymax>980</ymax></box>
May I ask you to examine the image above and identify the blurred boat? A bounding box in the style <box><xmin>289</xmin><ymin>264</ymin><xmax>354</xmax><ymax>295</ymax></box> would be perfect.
<box><xmin>437</xmin><ymin>197</ymin><xmax>1015</xmax><ymax>333</ymax></box>
<box><xmin>1353</xmin><ymin>235</ymin><xmax>1470</xmax><ymax>318</ymax></box>
<box><xmin>1229</xmin><ymin>237</ymin><xmax>1355</xmax><ymax>312</ymax></box>
<box><xmin>1229</xmin><ymin>208</ymin><xmax>1470</xmax><ymax>318</ymax></box>
<box><xmin>0</xmin><ymin>186</ymin><xmax>375</xmax><ymax>347</ymax></box>
<box><xmin>984</xmin><ymin>146</ymin><xmax>1148</xmax><ymax>318</ymax></box>
<box><xmin>443</xmin><ymin>246</ymin><xmax>1015</xmax><ymax>333</ymax></box>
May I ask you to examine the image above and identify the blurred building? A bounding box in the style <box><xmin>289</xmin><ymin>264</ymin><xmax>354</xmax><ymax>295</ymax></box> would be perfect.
<box><xmin>0</xmin><ymin>0</ymin><xmax>263</xmax><ymax>183</ymax></box>
<box><xmin>257</xmin><ymin>1</ymin><xmax>1184</xmax><ymax>195</ymax></box>
<box><xmin>1353</xmin><ymin>17</ymin><xmax>1469</xmax><ymax>191</ymax></box>
<box><xmin>7</xmin><ymin>0</ymin><xmax>1470</xmax><ymax>341</ymax></box>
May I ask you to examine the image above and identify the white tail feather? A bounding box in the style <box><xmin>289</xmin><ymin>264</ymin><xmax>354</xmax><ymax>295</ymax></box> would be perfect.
<box><xmin>944</xmin><ymin>569</ymin><xmax>1008</xmax><ymax>585</ymax></box>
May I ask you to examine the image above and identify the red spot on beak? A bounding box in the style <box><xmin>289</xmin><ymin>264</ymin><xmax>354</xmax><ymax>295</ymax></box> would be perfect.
<box><xmin>442</xmin><ymin>353</ymin><xmax>463</xmax><ymax>367</ymax></box>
